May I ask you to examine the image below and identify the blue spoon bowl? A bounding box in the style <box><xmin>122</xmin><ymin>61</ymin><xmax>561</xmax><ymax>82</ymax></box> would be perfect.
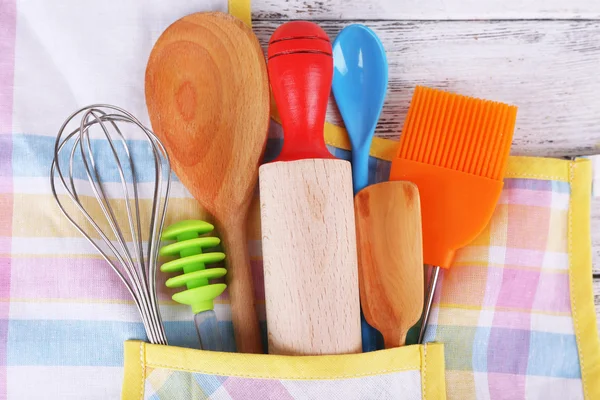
<box><xmin>332</xmin><ymin>24</ymin><xmax>388</xmax><ymax>195</ymax></box>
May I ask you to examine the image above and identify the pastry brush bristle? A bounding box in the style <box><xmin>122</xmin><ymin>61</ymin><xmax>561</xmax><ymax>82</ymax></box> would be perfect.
<box><xmin>398</xmin><ymin>86</ymin><xmax>517</xmax><ymax>181</ymax></box>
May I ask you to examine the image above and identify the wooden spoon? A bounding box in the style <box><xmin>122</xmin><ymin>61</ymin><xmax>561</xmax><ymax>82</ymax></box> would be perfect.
<box><xmin>145</xmin><ymin>12</ymin><xmax>269</xmax><ymax>353</ymax></box>
<box><xmin>354</xmin><ymin>181</ymin><xmax>424</xmax><ymax>348</ymax></box>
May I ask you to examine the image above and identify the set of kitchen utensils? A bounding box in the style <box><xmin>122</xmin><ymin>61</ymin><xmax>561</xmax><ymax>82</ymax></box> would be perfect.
<box><xmin>50</xmin><ymin>12</ymin><xmax>517</xmax><ymax>355</ymax></box>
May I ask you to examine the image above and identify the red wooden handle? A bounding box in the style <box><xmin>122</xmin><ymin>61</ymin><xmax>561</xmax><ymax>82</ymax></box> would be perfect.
<box><xmin>267</xmin><ymin>21</ymin><xmax>334</xmax><ymax>162</ymax></box>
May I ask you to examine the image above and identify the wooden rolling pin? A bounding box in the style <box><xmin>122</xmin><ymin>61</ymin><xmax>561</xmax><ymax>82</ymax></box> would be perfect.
<box><xmin>259</xmin><ymin>21</ymin><xmax>362</xmax><ymax>355</ymax></box>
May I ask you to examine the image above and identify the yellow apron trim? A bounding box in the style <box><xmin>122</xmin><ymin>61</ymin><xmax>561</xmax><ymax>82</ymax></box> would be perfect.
<box><xmin>122</xmin><ymin>341</ymin><xmax>146</xmax><ymax>400</ymax></box>
<box><xmin>504</xmin><ymin>155</ymin><xmax>571</xmax><ymax>181</ymax></box>
<box><xmin>568</xmin><ymin>158</ymin><xmax>600</xmax><ymax>400</ymax></box>
<box><xmin>123</xmin><ymin>340</ymin><xmax>445</xmax><ymax>382</ymax></box>
<box><xmin>421</xmin><ymin>344</ymin><xmax>447</xmax><ymax>400</ymax></box>
<box><xmin>228</xmin><ymin>0</ymin><xmax>251</xmax><ymax>26</ymax></box>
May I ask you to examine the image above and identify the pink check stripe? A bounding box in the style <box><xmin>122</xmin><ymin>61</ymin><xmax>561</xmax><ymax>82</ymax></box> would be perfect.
<box><xmin>7</xmin><ymin>257</ymin><xmax>266</xmax><ymax>303</ymax></box>
<box><xmin>499</xmin><ymin>188</ymin><xmax>552</xmax><ymax>207</ymax></box>
<box><xmin>0</xmin><ymin>0</ymin><xmax>16</xmax><ymax>134</ymax></box>
<box><xmin>9</xmin><ymin>257</ymin><xmax>173</xmax><ymax>301</ymax></box>
<box><xmin>0</xmin><ymin>0</ymin><xmax>15</xmax><ymax>397</ymax></box>
<box><xmin>0</xmin><ymin>177</ymin><xmax>11</xmax><ymax>194</ymax></box>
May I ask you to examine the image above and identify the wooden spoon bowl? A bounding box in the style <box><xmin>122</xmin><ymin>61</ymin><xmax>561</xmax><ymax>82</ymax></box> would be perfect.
<box><xmin>355</xmin><ymin>181</ymin><xmax>424</xmax><ymax>348</ymax></box>
<box><xmin>146</xmin><ymin>12</ymin><xmax>269</xmax><ymax>353</ymax></box>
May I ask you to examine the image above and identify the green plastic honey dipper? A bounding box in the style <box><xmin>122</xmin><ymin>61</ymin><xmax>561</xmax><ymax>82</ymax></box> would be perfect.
<box><xmin>160</xmin><ymin>220</ymin><xmax>227</xmax><ymax>351</ymax></box>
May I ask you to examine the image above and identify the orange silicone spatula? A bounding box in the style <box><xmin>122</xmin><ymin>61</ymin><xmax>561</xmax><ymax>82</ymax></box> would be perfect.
<box><xmin>145</xmin><ymin>12</ymin><xmax>269</xmax><ymax>353</ymax></box>
<box><xmin>389</xmin><ymin>86</ymin><xmax>517</xmax><ymax>343</ymax></box>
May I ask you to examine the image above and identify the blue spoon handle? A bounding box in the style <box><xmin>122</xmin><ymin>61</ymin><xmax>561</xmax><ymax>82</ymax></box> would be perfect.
<box><xmin>361</xmin><ymin>312</ymin><xmax>383</xmax><ymax>352</ymax></box>
<box><xmin>351</xmin><ymin>145</ymin><xmax>371</xmax><ymax>195</ymax></box>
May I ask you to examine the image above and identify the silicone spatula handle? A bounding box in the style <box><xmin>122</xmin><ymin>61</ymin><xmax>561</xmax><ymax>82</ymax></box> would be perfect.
<box><xmin>268</xmin><ymin>21</ymin><xmax>334</xmax><ymax>162</ymax></box>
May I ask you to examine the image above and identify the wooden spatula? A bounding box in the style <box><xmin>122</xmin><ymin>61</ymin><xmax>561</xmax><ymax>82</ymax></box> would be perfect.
<box><xmin>259</xmin><ymin>21</ymin><xmax>362</xmax><ymax>355</ymax></box>
<box><xmin>354</xmin><ymin>181</ymin><xmax>424</xmax><ymax>348</ymax></box>
<box><xmin>145</xmin><ymin>12</ymin><xmax>269</xmax><ymax>353</ymax></box>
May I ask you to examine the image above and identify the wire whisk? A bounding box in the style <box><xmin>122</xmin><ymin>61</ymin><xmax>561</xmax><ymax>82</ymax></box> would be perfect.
<box><xmin>50</xmin><ymin>104</ymin><xmax>171</xmax><ymax>345</ymax></box>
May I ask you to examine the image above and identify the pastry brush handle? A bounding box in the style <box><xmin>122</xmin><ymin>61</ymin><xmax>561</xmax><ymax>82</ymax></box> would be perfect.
<box><xmin>418</xmin><ymin>265</ymin><xmax>440</xmax><ymax>344</ymax></box>
<box><xmin>267</xmin><ymin>21</ymin><xmax>334</xmax><ymax>162</ymax></box>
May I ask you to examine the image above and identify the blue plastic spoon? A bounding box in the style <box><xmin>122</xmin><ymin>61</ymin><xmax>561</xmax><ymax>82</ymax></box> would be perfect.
<box><xmin>332</xmin><ymin>24</ymin><xmax>388</xmax><ymax>194</ymax></box>
<box><xmin>332</xmin><ymin>24</ymin><xmax>388</xmax><ymax>353</ymax></box>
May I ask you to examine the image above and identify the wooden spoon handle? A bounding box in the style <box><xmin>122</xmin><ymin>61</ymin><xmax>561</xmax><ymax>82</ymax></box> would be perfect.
<box><xmin>217</xmin><ymin>218</ymin><xmax>263</xmax><ymax>353</ymax></box>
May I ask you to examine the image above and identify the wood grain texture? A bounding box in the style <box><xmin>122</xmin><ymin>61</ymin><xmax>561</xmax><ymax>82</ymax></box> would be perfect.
<box><xmin>145</xmin><ymin>12</ymin><xmax>269</xmax><ymax>353</ymax></box>
<box><xmin>355</xmin><ymin>181</ymin><xmax>424</xmax><ymax>348</ymax></box>
<box><xmin>259</xmin><ymin>159</ymin><xmax>362</xmax><ymax>355</ymax></box>
<box><xmin>252</xmin><ymin>0</ymin><xmax>600</xmax><ymax>20</ymax></box>
<box><xmin>254</xmin><ymin>20</ymin><xmax>600</xmax><ymax>157</ymax></box>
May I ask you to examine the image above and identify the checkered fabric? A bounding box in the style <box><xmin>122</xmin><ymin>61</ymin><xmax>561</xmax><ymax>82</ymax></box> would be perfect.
<box><xmin>426</xmin><ymin>179</ymin><xmax>579</xmax><ymax>399</ymax></box>
<box><xmin>3</xmin><ymin>118</ymin><xmax>588</xmax><ymax>400</ymax></box>
<box><xmin>1</xmin><ymin>1</ymin><xmax>596</xmax><ymax>399</ymax></box>
<box><xmin>143</xmin><ymin>368</ymin><xmax>423</xmax><ymax>400</ymax></box>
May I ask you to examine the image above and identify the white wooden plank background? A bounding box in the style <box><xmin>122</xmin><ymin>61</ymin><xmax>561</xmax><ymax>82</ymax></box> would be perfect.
<box><xmin>252</xmin><ymin>0</ymin><xmax>600</xmax><ymax>20</ymax></box>
<box><xmin>252</xmin><ymin>12</ymin><xmax>600</xmax><ymax>327</ymax></box>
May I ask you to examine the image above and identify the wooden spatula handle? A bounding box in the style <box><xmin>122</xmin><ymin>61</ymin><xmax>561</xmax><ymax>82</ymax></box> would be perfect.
<box><xmin>267</xmin><ymin>21</ymin><xmax>334</xmax><ymax>162</ymax></box>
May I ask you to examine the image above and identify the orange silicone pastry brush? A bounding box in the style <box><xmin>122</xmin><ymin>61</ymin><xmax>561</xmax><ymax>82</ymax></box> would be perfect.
<box><xmin>389</xmin><ymin>86</ymin><xmax>517</xmax><ymax>343</ymax></box>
